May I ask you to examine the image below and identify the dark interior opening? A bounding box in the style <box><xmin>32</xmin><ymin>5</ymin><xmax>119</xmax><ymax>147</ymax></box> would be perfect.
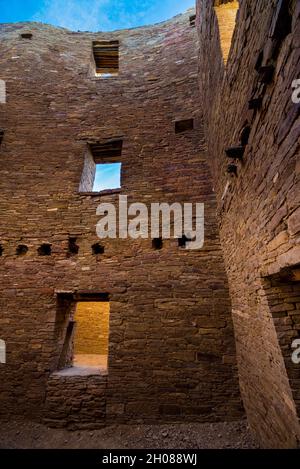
<box><xmin>92</xmin><ymin>243</ymin><xmax>105</xmax><ymax>255</ymax></box>
<box><xmin>68</xmin><ymin>237</ymin><xmax>79</xmax><ymax>256</ymax></box>
<box><xmin>175</xmin><ymin>119</ymin><xmax>194</xmax><ymax>134</ymax></box>
<box><xmin>38</xmin><ymin>243</ymin><xmax>52</xmax><ymax>256</ymax></box>
<box><xmin>16</xmin><ymin>245</ymin><xmax>28</xmax><ymax>256</ymax></box>
<box><xmin>270</xmin><ymin>0</ymin><xmax>292</xmax><ymax>44</ymax></box>
<box><xmin>152</xmin><ymin>238</ymin><xmax>163</xmax><ymax>250</ymax></box>
<box><xmin>20</xmin><ymin>32</ymin><xmax>33</xmax><ymax>39</ymax></box>
<box><xmin>178</xmin><ymin>235</ymin><xmax>191</xmax><ymax>248</ymax></box>
<box><xmin>190</xmin><ymin>14</ymin><xmax>196</xmax><ymax>27</ymax></box>
<box><xmin>240</xmin><ymin>124</ymin><xmax>251</xmax><ymax>146</ymax></box>
<box><xmin>89</xmin><ymin>139</ymin><xmax>123</xmax><ymax>163</ymax></box>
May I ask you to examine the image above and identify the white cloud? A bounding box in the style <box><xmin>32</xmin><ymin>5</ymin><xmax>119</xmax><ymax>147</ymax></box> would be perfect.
<box><xmin>32</xmin><ymin>0</ymin><xmax>195</xmax><ymax>32</ymax></box>
<box><xmin>33</xmin><ymin>0</ymin><xmax>111</xmax><ymax>32</ymax></box>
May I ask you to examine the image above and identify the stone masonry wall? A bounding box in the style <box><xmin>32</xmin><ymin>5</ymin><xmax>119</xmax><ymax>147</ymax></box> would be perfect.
<box><xmin>0</xmin><ymin>10</ymin><xmax>243</xmax><ymax>426</ymax></box>
<box><xmin>197</xmin><ymin>0</ymin><xmax>300</xmax><ymax>447</ymax></box>
<box><xmin>263</xmin><ymin>271</ymin><xmax>300</xmax><ymax>420</ymax></box>
<box><xmin>214</xmin><ymin>1</ymin><xmax>239</xmax><ymax>63</ymax></box>
<box><xmin>45</xmin><ymin>372</ymin><xmax>107</xmax><ymax>429</ymax></box>
<box><xmin>74</xmin><ymin>302</ymin><xmax>110</xmax><ymax>356</ymax></box>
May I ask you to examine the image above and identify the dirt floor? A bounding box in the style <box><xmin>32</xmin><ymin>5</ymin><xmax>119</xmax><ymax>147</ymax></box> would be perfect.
<box><xmin>0</xmin><ymin>418</ymin><xmax>259</xmax><ymax>449</ymax></box>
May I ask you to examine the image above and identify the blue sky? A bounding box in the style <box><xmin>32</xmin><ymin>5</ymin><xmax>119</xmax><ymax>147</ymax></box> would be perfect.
<box><xmin>0</xmin><ymin>0</ymin><xmax>195</xmax><ymax>31</ymax></box>
<box><xmin>94</xmin><ymin>163</ymin><xmax>121</xmax><ymax>191</ymax></box>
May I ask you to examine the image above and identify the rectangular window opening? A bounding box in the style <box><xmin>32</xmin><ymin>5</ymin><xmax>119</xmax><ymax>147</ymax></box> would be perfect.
<box><xmin>79</xmin><ymin>139</ymin><xmax>122</xmax><ymax>193</ymax></box>
<box><xmin>175</xmin><ymin>118</ymin><xmax>194</xmax><ymax>134</ymax></box>
<box><xmin>20</xmin><ymin>32</ymin><xmax>33</xmax><ymax>39</ymax></box>
<box><xmin>93</xmin><ymin>40</ymin><xmax>119</xmax><ymax>77</ymax></box>
<box><xmin>73</xmin><ymin>301</ymin><xmax>110</xmax><ymax>371</ymax></box>
<box><xmin>190</xmin><ymin>14</ymin><xmax>196</xmax><ymax>27</ymax></box>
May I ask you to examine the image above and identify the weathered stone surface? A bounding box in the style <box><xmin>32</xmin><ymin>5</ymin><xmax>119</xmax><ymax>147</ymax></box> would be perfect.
<box><xmin>44</xmin><ymin>374</ymin><xmax>107</xmax><ymax>429</ymax></box>
<box><xmin>288</xmin><ymin>208</ymin><xmax>300</xmax><ymax>237</ymax></box>
<box><xmin>0</xmin><ymin>10</ymin><xmax>242</xmax><ymax>428</ymax></box>
<box><xmin>197</xmin><ymin>0</ymin><xmax>300</xmax><ymax>449</ymax></box>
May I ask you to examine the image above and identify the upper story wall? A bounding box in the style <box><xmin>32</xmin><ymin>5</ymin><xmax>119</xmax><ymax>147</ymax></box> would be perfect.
<box><xmin>0</xmin><ymin>11</ymin><xmax>201</xmax><ymax>241</ymax></box>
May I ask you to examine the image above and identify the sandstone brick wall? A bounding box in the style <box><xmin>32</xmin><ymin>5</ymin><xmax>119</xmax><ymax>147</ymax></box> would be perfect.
<box><xmin>0</xmin><ymin>10</ymin><xmax>243</xmax><ymax>426</ymax></box>
<box><xmin>74</xmin><ymin>302</ymin><xmax>109</xmax><ymax>356</ymax></box>
<box><xmin>214</xmin><ymin>1</ymin><xmax>239</xmax><ymax>63</ymax></box>
<box><xmin>45</xmin><ymin>372</ymin><xmax>107</xmax><ymax>429</ymax></box>
<box><xmin>197</xmin><ymin>0</ymin><xmax>300</xmax><ymax>448</ymax></box>
<box><xmin>263</xmin><ymin>272</ymin><xmax>300</xmax><ymax>419</ymax></box>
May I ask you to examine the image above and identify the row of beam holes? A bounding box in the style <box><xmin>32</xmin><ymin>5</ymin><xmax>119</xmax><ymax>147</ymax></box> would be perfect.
<box><xmin>0</xmin><ymin>244</ymin><xmax>52</xmax><ymax>256</ymax></box>
<box><xmin>0</xmin><ymin>237</ymin><xmax>191</xmax><ymax>257</ymax></box>
<box><xmin>0</xmin><ymin>244</ymin><xmax>50</xmax><ymax>256</ymax></box>
<box><xmin>67</xmin><ymin>238</ymin><xmax>189</xmax><ymax>254</ymax></box>
<box><xmin>0</xmin><ymin>242</ymin><xmax>98</xmax><ymax>256</ymax></box>
<box><xmin>227</xmin><ymin>1</ymin><xmax>293</xmax><ymax>177</ymax></box>
<box><xmin>152</xmin><ymin>237</ymin><xmax>190</xmax><ymax>250</ymax></box>
<box><xmin>226</xmin><ymin>123</ymin><xmax>251</xmax><ymax>176</ymax></box>
<box><xmin>250</xmin><ymin>1</ymin><xmax>292</xmax><ymax>107</ymax></box>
